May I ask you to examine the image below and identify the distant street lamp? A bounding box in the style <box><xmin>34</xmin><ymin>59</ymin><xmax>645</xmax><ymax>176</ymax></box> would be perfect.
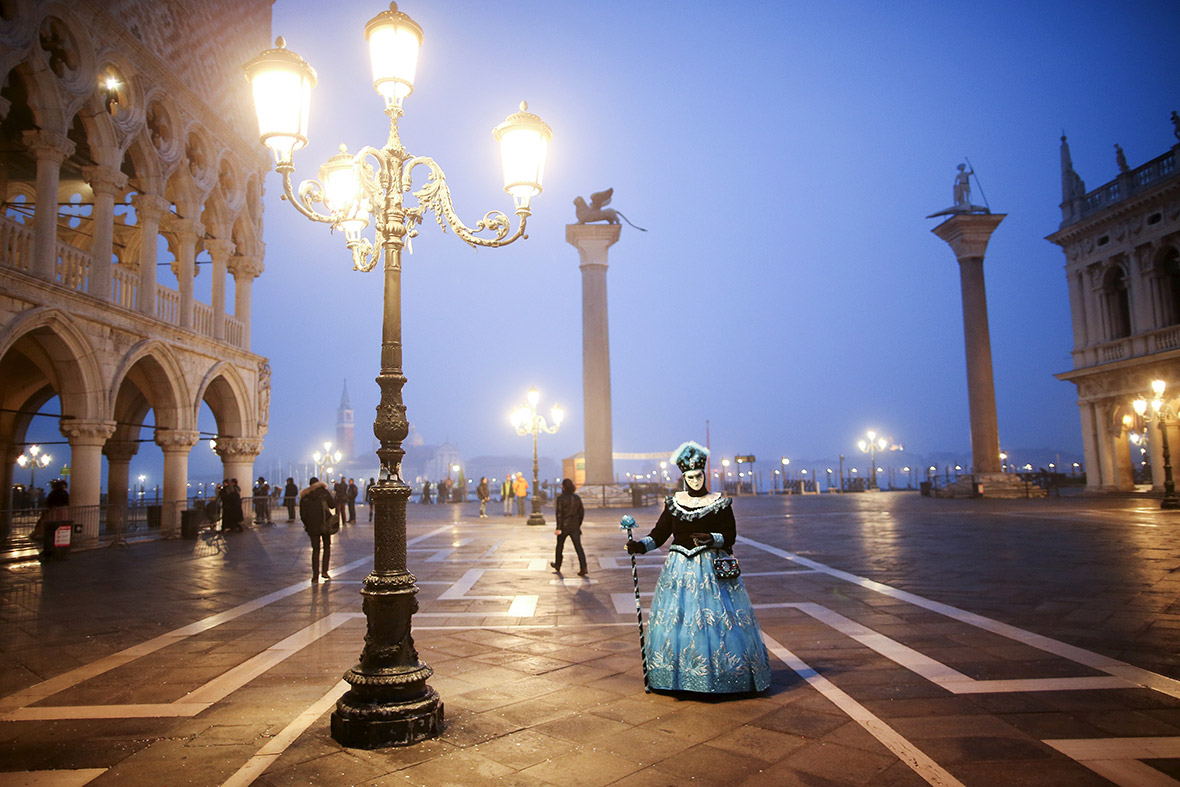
<box><xmin>16</xmin><ymin>444</ymin><xmax>52</xmax><ymax>490</ymax></box>
<box><xmin>510</xmin><ymin>387</ymin><xmax>563</xmax><ymax>526</ymax></box>
<box><xmin>244</xmin><ymin>3</ymin><xmax>550</xmax><ymax>746</ymax></box>
<box><xmin>312</xmin><ymin>441</ymin><xmax>342</xmax><ymax>482</ymax></box>
<box><xmin>999</xmin><ymin>451</ymin><xmax>1008</xmax><ymax>472</ymax></box>
<box><xmin>1134</xmin><ymin>379</ymin><xmax>1180</xmax><ymax>509</ymax></box>
<box><xmin>857</xmin><ymin>431</ymin><xmax>887</xmax><ymax>489</ymax></box>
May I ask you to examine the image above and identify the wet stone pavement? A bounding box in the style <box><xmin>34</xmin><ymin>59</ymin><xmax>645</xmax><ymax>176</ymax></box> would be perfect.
<box><xmin>2</xmin><ymin>492</ymin><xmax>1180</xmax><ymax>785</ymax></box>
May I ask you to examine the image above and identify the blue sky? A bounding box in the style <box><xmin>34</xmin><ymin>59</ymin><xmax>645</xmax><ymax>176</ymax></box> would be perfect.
<box><xmin>26</xmin><ymin>1</ymin><xmax>1176</xmax><ymax>489</ymax></box>
<box><xmin>236</xmin><ymin>0</ymin><xmax>1179</xmax><ymax>479</ymax></box>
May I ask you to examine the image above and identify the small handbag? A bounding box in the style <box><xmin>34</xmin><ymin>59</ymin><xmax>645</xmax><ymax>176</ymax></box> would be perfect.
<box><xmin>713</xmin><ymin>553</ymin><xmax>741</xmax><ymax>579</ymax></box>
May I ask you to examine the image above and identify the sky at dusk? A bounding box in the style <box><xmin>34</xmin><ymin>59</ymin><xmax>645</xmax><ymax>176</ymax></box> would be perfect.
<box><xmin>25</xmin><ymin>0</ymin><xmax>1175</xmax><ymax>490</ymax></box>
<box><xmin>224</xmin><ymin>0</ymin><xmax>1180</xmax><ymax>483</ymax></box>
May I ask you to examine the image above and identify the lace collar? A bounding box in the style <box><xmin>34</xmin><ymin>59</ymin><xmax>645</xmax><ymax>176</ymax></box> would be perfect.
<box><xmin>666</xmin><ymin>492</ymin><xmax>731</xmax><ymax>520</ymax></box>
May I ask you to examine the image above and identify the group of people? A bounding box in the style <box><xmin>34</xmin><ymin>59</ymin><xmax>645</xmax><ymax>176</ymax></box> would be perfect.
<box><xmin>418</xmin><ymin>477</ymin><xmax>456</xmax><ymax>504</ymax></box>
<box><xmin>499</xmin><ymin>472</ymin><xmax>530</xmax><ymax>517</ymax></box>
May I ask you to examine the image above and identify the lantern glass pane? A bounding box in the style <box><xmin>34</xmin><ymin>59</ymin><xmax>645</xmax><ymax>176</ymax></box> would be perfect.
<box><xmin>251</xmin><ymin>67</ymin><xmax>310</xmax><ymax>161</ymax></box>
<box><xmin>499</xmin><ymin>127</ymin><xmax>547</xmax><ymax>198</ymax></box>
<box><xmin>369</xmin><ymin>24</ymin><xmax>419</xmax><ymax>101</ymax></box>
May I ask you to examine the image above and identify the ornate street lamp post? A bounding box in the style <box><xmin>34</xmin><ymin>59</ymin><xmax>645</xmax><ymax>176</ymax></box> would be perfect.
<box><xmin>16</xmin><ymin>444</ymin><xmax>52</xmax><ymax>490</ymax></box>
<box><xmin>857</xmin><ymin>430</ymin><xmax>887</xmax><ymax>490</ymax></box>
<box><xmin>510</xmin><ymin>386</ymin><xmax>563</xmax><ymax>526</ymax></box>
<box><xmin>1134</xmin><ymin>379</ymin><xmax>1180</xmax><ymax>510</ymax></box>
<box><xmin>312</xmin><ymin>441</ymin><xmax>342</xmax><ymax>483</ymax></box>
<box><xmin>245</xmin><ymin>2</ymin><xmax>551</xmax><ymax>748</ymax></box>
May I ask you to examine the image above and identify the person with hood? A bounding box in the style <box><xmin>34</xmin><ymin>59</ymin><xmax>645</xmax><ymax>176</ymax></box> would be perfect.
<box><xmin>624</xmin><ymin>441</ymin><xmax>771</xmax><ymax>694</ymax></box>
<box><xmin>299</xmin><ymin>476</ymin><xmax>337</xmax><ymax>582</ymax></box>
<box><xmin>551</xmin><ymin>478</ymin><xmax>587</xmax><ymax>576</ymax></box>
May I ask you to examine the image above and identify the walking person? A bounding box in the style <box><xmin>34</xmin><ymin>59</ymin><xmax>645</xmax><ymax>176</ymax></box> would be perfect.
<box><xmin>476</xmin><ymin>477</ymin><xmax>490</xmax><ymax>518</ymax></box>
<box><xmin>624</xmin><ymin>441</ymin><xmax>771</xmax><ymax>694</ymax></box>
<box><xmin>347</xmin><ymin>478</ymin><xmax>358</xmax><ymax>523</ymax></box>
<box><xmin>420</xmin><ymin>479</ymin><xmax>432</xmax><ymax>504</ymax></box>
<box><xmin>333</xmin><ymin>477</ymin><xmax>347</xmax><ymax>522</ymax></box>
<box><xmin>501</xmin><ymin>474</ymin><xmax>513</xmax><ymax>516</ymax></box>
<box><xmin>551</xmin><ymin>478</ymin><xmax>587</xmax><ymax>576</ymax></box>
<box><xmin>299</xmin><ymin>477</ymin><xmax>338</xmax><ymax>582</ymax></box>
<box><xmin>283</xmin><ymin>477</ymin><xmax>298</xmax><ymax>522</ymax></box>
<box><xmin>365</xmin><ymin>477</ymin><xmax>376</xmax><ymax>521</ymax></box>
<box><xmin>513</xmin><ymin>472</ymin><xmax>528</xmax><ymax>517</ymax></box>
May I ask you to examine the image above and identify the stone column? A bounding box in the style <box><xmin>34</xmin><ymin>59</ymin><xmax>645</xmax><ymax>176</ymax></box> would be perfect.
<box><xmin>1079</xmin><ymin>402</ymin><xmax>1102</xmax><ymax>491</ymax></box>
<box><xmin>1113</xmin><ymin>426</ymin><xmax>1134</xmax><ymax>491</ymax></box>
<box><xmin>565</xmin><ymin>224</ymin><xmax>621</xmax><ymax>485</ymax></box>
<box><xmin>0</xmin><ymin>442</ymin><xmax>13</xmax><ymax>541</ymax></box>
<box><xmin>204</xmin><ymin>239</ymin><xmax>234</xmax><ymax>341</ymax></box>
<box><xmin>168</xmin><ymin>217</ymin><xmax>202</xmax><ymax>331</ymax></box>
<box><xmin>102</xmin><ymin>440</ymin><xmax>139</xmax><ymax>537</ymax></box>
<box><xmin>82</xmin><ymin>165</ymin><xmax>127</xmax><ymax>301</ymax></box>
<box><xmin>59</xmin><ymin>419</ymin><xmax>117</xmax><ymax>542</ymax></box>
<box><xmin>156</xmin><ymin>430</ymin><xmax>199</xmax><ymax>537</ymax></box>
<box><xmin>133</xmin><ymin>194</ymin><xmax>169</xmax><ymax>317</ymax></box>
<box><xmin>229</xmin><ymin>256</ymin><xmax>262</xmax><ymax>349</ymax></box>
<box><xmin>22</xmin><ymin>130</ymin><xmax>75</xmax><ymax>281</ymax></box>
<box><xmin>215</xmin><ymin>437</ymin><xmax>263</xmax><ymax>519</ymax></box>
<box><xmin>931</xmin><ymin>213</ymin><xmax>1006</xmax><ymax>475</ymax></box>
<box><xmin>1149</xmin><ymin>416</ymin><xmax>1165</xmax><ymax>491</ymax></box>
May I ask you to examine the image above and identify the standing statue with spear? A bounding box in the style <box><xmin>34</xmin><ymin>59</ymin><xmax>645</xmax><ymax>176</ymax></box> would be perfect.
<box><xmin>621</xmin><ymin>441</ymin><xmax>771</xmax><ymax>695</ymax></box>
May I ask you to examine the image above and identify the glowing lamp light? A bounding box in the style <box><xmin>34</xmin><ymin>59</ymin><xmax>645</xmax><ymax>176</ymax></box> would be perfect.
<box><xmin>493</xmin><ymin>101</ymin><xmax>552</xmax><ymax>210</ymax></box>
<box><xmin>551</xmin><ymin>405</ymin><xmax>564</xmax><ymax>426</ymax></box>
<box><xmin>365</xmin><ymin>2</ymin><xmax>423</xmax><ymax>106</ymax></box>
<box><xmin>526</xmin><ymin>387</ymin><xmax>540</xmax><ymax>409</ymax></box>
<box><xmin>1134</xmin><ymin>398</ymin><xmax>1148</xmax><ymax>416</ymax></box>
<box><xmin>319</xmin><ymin>145</ymin><xmax>370</xmax><ymax>240</ymax></box>
<box><xmin>1153</xmin><ymin>379</ymin><xmax>1167</xmax><ymax>397</ymax></box>
<box><xmin>244</xmin><ymin>36</ymin><xmax>317</xmax><ymax>167</ymax></box>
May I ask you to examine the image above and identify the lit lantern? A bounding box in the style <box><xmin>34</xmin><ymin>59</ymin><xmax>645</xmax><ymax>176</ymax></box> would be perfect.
<box><xmin>318</xmin><ymin>145</ymin><xmax>369</xmax><ymax>241</ymax></box>
<box><xmin>244</xmin><ymin>37</ymin><xmax>317</xmax><ymax>166</ymax></box>
<box><xmin>365</xmin><ymin>2</ymin><xmax>423</xmax><ymax>106</ymax></box>
<box><xmin>494</xmin><ymin>102</ymin><xmax>552</xmax><ymax>209</ymax></box>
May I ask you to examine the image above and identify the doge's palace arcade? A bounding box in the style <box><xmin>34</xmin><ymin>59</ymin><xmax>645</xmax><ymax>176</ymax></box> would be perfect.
<box><xmin>0</xmin><ymin>0</ymin><xmax>274</xmax><ymax>541</ymax></box>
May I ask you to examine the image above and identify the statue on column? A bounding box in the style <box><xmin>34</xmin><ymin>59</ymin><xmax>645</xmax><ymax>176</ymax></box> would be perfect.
<box><xmin>574</xmin><ymin>188</ymin><xmax>647</xmax><ymax>231</ymax></box>
<box><xmin>927</xmin><ymin>162</ymin><xmax>990</xmax><ymax>218</ymax></box>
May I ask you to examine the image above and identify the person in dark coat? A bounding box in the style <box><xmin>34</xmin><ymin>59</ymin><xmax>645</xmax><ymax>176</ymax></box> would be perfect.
<box><xmin>476</xmin><ymin>477</ymin><xmax>490</xmax><ymax>518</ymax></box>
<box><xmin>299</xmin><ymin>477</ymin><xmax>337</xmax><ymax>582</ymax></box>
<box><xmin>347</xmin><ymin>478</ymin><xmax>358</xmax><ymax>522</ymax></box>
<box><xmin>283</xmin><ymin>478</ymin><xmax>298</xmax><ymax>521</ymax></box>
<box><xmin>220</xmin><ymin>478</ymin><xmax>243</xmax><ymax>532</ymax></box>
<box><xmin>551</xmin><ymin>478</ymin><xmax>587</xmax><ymax>576</ymax></box>
<box><xmin>420</xmin><ymin>480</ymin><xmax>432</xmax><ymax>504</ymax></box>
<box><xmin>333</xmin><ymin>477</ymin><xmax>348</xmax><ymax>522</ymax></box>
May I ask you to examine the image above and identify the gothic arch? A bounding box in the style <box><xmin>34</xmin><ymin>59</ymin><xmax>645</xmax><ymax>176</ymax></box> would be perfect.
<box><xmin>194</xmin><ymin>361</ymin><xmax>252</xmax><ymax>439</ymax></box>
<box><xmin>0</xmin><ymin>306</ymin><xmax>105</xmax><ymax>422</ymax></box>
<box><xmin>108</xmin><ymin>339</ymin><xmax>191</xmax><ymax>432</ymax></box>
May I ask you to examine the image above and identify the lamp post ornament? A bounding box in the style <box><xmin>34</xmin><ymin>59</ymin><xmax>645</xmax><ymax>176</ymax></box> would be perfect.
<box><xmin>1134</xmin><ymin>379</ymin><xmax>1180</xmax><ymax>510</ymax></box>
<box><xmin>857</xmin><ymin>431</ymin><xmax>887</xmax><ymax>490</ymax></box>
<box><xmin>510</xmin><ymin>386</ymin><xmax>563</xmax><ymax>526</ymax></box>
<box><xmin>245</xmin><ymin>1</ymin><xmax>551</xmax><ymax>748</ymax></box>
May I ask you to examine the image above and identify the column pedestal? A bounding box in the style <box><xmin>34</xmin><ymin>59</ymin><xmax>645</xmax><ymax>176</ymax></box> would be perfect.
<box><xmin>565</xmin><ymin>224</ymin><xmax>621</xmax><ymax>485</ymax></box>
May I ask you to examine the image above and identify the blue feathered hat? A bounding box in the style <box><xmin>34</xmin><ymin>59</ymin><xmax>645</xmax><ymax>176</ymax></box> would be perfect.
<box><xmin>671</xmin><ymin>440</ymin><xmax>709</xmax><ymax>473</ymax></box>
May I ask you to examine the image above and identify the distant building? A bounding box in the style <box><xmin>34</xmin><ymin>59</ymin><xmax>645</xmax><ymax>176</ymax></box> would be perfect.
<box><xmin>336</xmin><ymin>380</ymin><xmax>355</xmax><ymax>462</ymax></box>
<box><xmin>0</xmin><ymin>0</ymin><xmax>273</xmax><ymax>539</ymax></box>
<box><xmin>1049</xmin><ymin>119</ymin><xmax>1180</xmax><ymax>492</ymax></box>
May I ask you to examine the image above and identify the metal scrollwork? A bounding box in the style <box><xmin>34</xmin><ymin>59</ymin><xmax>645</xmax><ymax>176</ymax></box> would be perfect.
<box><xmin>403</xmin><ymin>156</ymin><xmax>525</xmax><ymax>248</ymax></box>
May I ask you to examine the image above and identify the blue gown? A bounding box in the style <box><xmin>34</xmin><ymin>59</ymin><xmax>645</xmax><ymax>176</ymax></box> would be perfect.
<box><xmin>637</xmin><ymin>493</ymin><xmax>771</xmax><ymax>693</ymax></box>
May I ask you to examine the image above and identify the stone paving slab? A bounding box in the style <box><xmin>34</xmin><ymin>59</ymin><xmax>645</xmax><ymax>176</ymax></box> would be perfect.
<box><xmin>4</xmin><ymin>493</ymin><xmax>1180</xmax><ymax>784</ymax></box>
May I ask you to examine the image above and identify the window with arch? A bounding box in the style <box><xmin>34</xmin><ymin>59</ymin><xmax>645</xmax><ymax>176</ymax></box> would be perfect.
<box><xmin>1103</xmin><ymin>265</ymin><xmax>1131</xmax><ymax>340</ymax></box>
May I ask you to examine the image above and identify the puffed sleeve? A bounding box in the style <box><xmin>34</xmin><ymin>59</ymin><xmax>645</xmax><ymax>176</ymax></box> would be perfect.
<box><xmin>716</xmin><ymin>502</ymin><xmax>736</xmax><ymax>551</ymax></box>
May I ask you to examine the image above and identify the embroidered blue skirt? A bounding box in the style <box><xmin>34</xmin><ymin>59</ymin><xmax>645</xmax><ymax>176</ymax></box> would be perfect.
<box><xmin>645</xmin><ymin>545</ymin><xmax>772</xmax><ymax>693</ymax></box>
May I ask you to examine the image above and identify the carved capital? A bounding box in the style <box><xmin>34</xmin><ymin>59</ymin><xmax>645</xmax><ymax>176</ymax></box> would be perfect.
<box><xmin>59</xmin><ymin>419</ymin><xmax>117</xmax><ymax>446</ymax></box>
<box><xmin>164</xmin><ymin>215</ymin><xmax>204</xmax><ymax>242</ymax></box>
<box><xmin>82</xmin><ymin>165</ymin><xmax>128</xmax><ymax>195</ymax></box>
<box><xmin>155</xmin><ymin>429</ymin><xmax>200</xmax><ymax>451</ymax></box>
<box><xmin>203</xmin><ymin>238</ymin><xmax>235</xmax><ymax>264</ymax></box>
<box><xmin>22</xmin><ymin>129</ymin><xmax>75</xmax><ymax>164</ymax></box>
<box><xmin>131</xmin><ymin>193</ymin><xmax>171</xmax><ymax>223</ymax></box>
<box><xmin>228</xmin><ymin>255</ymin><xmax>264</xmax><ymax>280</ymax></box>
<box><xmin>214</xmin><ymin>436</ymin><xmax>263</xmax><ymax>461</ymax></box>
<box><xmin>102</xmin><ymin>440</ymin><xmax>140</xmax><ymax>463</ymax></box>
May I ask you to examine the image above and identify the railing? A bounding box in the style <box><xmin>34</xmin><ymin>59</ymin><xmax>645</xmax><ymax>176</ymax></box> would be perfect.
<box><xmin>1073</xmin><ymin>149</ymin><xmax>1177</xmax><ymax>224</ymax></box>
<box><xmin>226</xmin><ymin>315</ymin><xmax>244</xmax><ymax>347</ymax></box>
<box><xmin>193</xmin><ymin>301</ymin><xmax>213</xmax><ymax>336</ymax></box>
<box><xmin>1098</xmin><ymin>339</ymin><xmax>1129</xmax><ymax>362</ymax></box>
<box><xmin>1152</xmin><ymin>325</ymin><xmax>1180</xmax><ymax>353</ymax></box>
<box><xmin>56</xmin><ymin>243</ymin><xmax>89</xmax><ymax>293</ymax></box>
<box><xmin>0</xmin><ymin>214</ymin><xmax>32</xmax><ymax>272</ymax></box>
<box><xmin>112</xmin><ymin>264</ymin><xmax>137</xmax><ymax>309</ymax></box>
<box><xmin>156</xmin><ymin>285</ymin><xmax>179</xmax><ymax>324</ymax></box>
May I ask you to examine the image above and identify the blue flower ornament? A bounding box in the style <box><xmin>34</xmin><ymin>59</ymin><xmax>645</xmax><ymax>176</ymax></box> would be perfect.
<box><xmin>619</xmin><ymin>514</ymin><xmax>636</xmax><ymax>532</ymax></box>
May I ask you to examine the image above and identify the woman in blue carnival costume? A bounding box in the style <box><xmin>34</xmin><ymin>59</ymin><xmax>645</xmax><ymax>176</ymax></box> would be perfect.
<box><xmin>625</xmin><ymin>440</ymin><xmax>771</xmax><ymax>693</ymax></box>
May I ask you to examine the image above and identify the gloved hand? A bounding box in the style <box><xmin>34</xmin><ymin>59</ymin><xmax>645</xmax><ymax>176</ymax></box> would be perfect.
<box><xmin>625</xmin><ymin>540</ymin><xmax>646</xmax><ymax>555</ymax></box>
<box><xmin>691</xmin><ymin>532</ymin><xmax>712</xmax><ymax>546</ymax></box>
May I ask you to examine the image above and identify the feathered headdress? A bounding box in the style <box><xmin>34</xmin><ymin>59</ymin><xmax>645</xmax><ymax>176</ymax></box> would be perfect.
<box><xmin>671</xmin><ymin>441</ymin><xmax>709</xmax><ymax>473</ymax></box>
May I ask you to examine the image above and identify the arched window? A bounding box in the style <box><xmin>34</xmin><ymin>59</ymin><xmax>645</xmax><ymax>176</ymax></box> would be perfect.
<box><xmin>1104</xmin><ymin>266</ymin><xmax>1131</xmax><ymax>339</ymax></box>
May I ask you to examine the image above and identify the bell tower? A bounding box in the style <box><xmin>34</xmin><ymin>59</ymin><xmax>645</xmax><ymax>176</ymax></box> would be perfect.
<box><xmin>336</xmin><ymin>380</ymin><xmax>355</xmax><ymax>461</ymax></box>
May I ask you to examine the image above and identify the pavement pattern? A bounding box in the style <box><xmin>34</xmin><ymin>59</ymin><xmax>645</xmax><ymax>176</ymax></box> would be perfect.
<box><xmin>3</xmin><ymin>492</ymin><xmax>1180</xmax><ymax>786</ymax></box>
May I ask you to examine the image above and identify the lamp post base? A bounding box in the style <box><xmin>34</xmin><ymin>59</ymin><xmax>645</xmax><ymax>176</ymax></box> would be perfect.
<box><xmin>331</xmin><ymin>687</ymin><xmax>443</xmax><ymax>749</ymax></box>
<box><xmin>527</xmin><ymin>511</ymin><xmax>546</xmax><ymax>526</ymax></box>
<box><xmin>1161</xmin><ymin>496</ymin><xmax>1180</xmax><ymax>510</ymax></box>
